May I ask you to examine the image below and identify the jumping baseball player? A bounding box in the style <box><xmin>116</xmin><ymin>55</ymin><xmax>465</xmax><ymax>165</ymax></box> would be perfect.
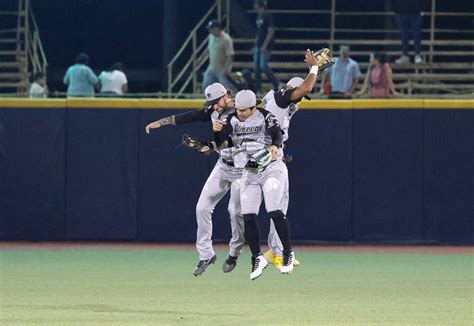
<box><xmin>213</xmin><ymin>49</ymin><xmax>334</xmax><ymax>270</ymax></box>
<box><xmin>214</xmin><ymin>89</ymin><xmax>294</xmax><ymax>280</ymax></box>
<box><xmin>145</xmin><ymin>84</ymin><xmax>246</xmax><ymax>276</ymax></box>
<box><xmin>260</xmin><ymin>48</ymin><xmax>333</xmax><ymax>268</ymax></box>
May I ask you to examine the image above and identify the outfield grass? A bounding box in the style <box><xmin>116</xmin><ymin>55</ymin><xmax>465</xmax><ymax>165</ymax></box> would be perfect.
<box><xmin>0</xmin><ymin>247</ymin><xmax>472</xmax><ymax>325</ymax></box>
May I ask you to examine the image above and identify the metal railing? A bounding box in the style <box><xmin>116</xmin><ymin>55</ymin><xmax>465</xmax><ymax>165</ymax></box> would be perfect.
<box><xmin>167</xmin><ymin>0</ymin><xmax>229</xmax><ymax>98</ymax></box>
<box><xmin>168</xmin><ymin>0</ymin><xmax>472</xmax><ymax>97</ymax></box>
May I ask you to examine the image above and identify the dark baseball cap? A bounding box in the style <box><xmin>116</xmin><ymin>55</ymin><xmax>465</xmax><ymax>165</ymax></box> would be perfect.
<box><xmin>206</xmin><ymin>19</ymin><xmax>221</xmax><ymax>30</ymax></box>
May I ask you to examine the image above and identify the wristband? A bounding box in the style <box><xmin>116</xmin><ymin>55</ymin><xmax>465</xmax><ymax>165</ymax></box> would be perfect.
<box><xmin>310</xmin><ymin>65</ymin><xmax>319</xmax><ymax>75</ymax></box>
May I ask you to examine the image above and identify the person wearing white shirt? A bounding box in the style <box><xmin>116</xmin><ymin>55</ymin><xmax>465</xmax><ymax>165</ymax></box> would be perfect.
<box><xmin>98</xmin><ymin>62</ymin><xmax>128</xmax><ymax>96</ymax></box>
<box><xmin>29</xmin><ymin>72</ymin><xmax>47</xmax><ymax>98</ymax></box>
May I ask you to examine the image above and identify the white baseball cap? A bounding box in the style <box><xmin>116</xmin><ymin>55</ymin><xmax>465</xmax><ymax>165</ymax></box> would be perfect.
<box><xmin>235</xmin><ymin>90</ymin><xmax>262</xmax><ymax>109</ymax></box>
<box><xmin>287</xmin><ymin>77</ymin><xmax>304</xmax><ymax>88</ymax></box>
<box><xmin>286</xmin><ymin>76</ymin><xmax>311</xmax><ymax>100</ymax></box>
<box><xmin>204</xmin><ymin>83</ymin><xmax>227</xmax><ymax>105</ymax></box>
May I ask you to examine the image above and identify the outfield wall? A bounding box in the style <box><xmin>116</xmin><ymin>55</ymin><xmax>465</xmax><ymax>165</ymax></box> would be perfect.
<box><xmin>0</xmin><ymin>99</ymin><xmax>472</xmax><ymax>243</ymax></box>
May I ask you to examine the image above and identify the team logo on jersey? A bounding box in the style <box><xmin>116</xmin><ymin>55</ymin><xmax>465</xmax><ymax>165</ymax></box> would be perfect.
<box><xmin>234</xmin><ymin>125</ymin><xmax>263</xmax><ymax>135</ymax></box>
<box><xmin>287</xmin><ymin>103</ymin><xmax>298</xmax><ymax>117</ymax></box>
<box><xmin>265</xmin><ymin>114</ymin><xmax>279</xmax><ymax>128</ymax></box>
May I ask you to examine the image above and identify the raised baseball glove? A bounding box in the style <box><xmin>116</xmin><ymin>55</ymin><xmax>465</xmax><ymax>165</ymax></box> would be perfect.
<box><xmin>181</xmin><ymin>133</ymin><xmax>216</xmax><ymax>155</ymax></box>
<box><xmin>313</xmin><ymin>48</ymin><xmax>335</xmax><ymax>72</ymax></box>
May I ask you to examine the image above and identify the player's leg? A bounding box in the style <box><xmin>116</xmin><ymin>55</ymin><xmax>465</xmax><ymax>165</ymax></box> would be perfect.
<box><xmin>194</xmin><ymin>163</ymin><xmax>231</xmax><ymax>276</ymax></box>
<box><xmin>260</xmin><ymin>160</ymin><xmax>294</xmax><ymax>274</ymax></box>
<box><xmin>240</xmin><ymin>169</ymin><xmax>268</xmax><ymax>280</ymax></box>
<box><xmin>223</xmin><ymin>178</ymin><xmax>245</xmax><ymax>273</ymax></box>
<box><xmin>265</xmin><ymin>169</ymin><xmax>300</xmax><ymax>268</ymax></box>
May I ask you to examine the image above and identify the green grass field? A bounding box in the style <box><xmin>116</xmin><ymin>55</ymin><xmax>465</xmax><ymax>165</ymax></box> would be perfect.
<box><xmin>1</xmin><ymin>247</ymin><xmax>472</xmax><ymax>325</ymax></box>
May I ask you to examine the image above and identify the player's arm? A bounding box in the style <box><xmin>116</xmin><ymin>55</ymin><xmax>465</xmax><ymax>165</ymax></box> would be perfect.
<box><xmin>213</xmin><ymin>116</ymin><xmax>233</xmax><ymax>148</ymax></box>
<box><xmin>288</xmin><ymin>49</ymin><xmax>322</xmax><ymax>101</ymax></box>
<box><xmin>145</xmin><ymin>107</ymin><xmax>211</xmax><ymax>134</ymax></box>
<box><xmin>263</xmin><ymin>111</ymin><xmax>283</xmax><ymax>159</ymax></box>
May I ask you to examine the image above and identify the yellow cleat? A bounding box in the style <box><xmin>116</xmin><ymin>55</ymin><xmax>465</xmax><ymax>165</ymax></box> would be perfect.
<box><xmin>264</xmin><ymin>250</ymin><xmax>300</xmax><ymax>269</ymax></box>
<box><xmin>263</xmin><ymin>250</ymin><xmax>276</xmax><ymax>265</ymax></box>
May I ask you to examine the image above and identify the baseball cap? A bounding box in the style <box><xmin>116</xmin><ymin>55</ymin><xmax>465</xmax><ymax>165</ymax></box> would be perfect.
<box><xmin>286</xmin><ymin>76</ymin><xmax>311</xmax><ymax>100</ymax></box>
<box><xmin>235</xmin><ymin>90</ymin><xmax>262</xmax><ymax>109</ymax></box>
<box><xmin>204</xmin><ymin>83</ymin><xmax>227</xmax><ymax>106</ymax></box>
<box><xmin>206</xmin><ymin>19</ymin><xmax>221</xmax><ymax>30</ymax></box>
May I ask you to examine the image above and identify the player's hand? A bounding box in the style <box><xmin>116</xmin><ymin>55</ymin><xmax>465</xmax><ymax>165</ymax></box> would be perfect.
<box><xmin>212</xmin><ymin>120</ymin><xmax>224</xmax><ymax>132</ymax></box>
<box><xmin>270</xmin><ymin>145</ymin><xmax>278</xmax><ymax>160</ymax></box>
<box><xmin>145</xmin><ymin>120</ymin><xmax>162</xmax><ymax>134</ymax></box>
<box><xmin>304</xmin><ymin>49</ymin><xmax>318</xmax><ymax>67</ymax></box>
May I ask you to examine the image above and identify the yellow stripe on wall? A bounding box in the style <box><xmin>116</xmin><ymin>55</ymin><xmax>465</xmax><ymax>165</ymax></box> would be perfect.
<box><xmin>353</xmin><ymin>99</ymin><xmax>425</xmax><ymax>109</ymax></box>
<box><xmin>67</xmin><ymin>98</ymin><xmax>139</xmax><ymax>108</ymax></box>
<box><xmin>424</xmin><ymin>99</ymin><xmax>474</xmax><ymax>109</ymax></box>
<box><xmin>0</xmin><ymin>98</ymin><xmax>67</xmax><ymax>108</ymax></box>
<box><xmin>0</xmin><ymin>98</ymin><xmax>473</xmax><ymax>109</ymax></box>
<box><xmin>139</xmin><ymin>99</ymin><xmax>204</xmax><ymax>109</ymax></box>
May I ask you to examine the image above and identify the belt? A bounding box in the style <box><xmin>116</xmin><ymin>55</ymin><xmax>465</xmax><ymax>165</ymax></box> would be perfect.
<box><xmin>221</xmin><ymin>158</ymin><xmax>258</xmax><ymax>168</ymax></box>
<box><xmin>221</xmin><ymin>158</ymin><xmax>235</xmax><ymax>167</ymax></box>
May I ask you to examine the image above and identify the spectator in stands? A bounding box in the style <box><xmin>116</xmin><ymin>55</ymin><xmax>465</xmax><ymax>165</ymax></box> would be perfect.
<box><xmin>29</xmin><ymin>72</ymin><xmax>47</xmax><ymax>98</ymax></box>
<box><xmin>357</xmin><ymin>52</ymin><xmax>398</xmax><ymax>98</ymax></box>
<box><xmin>202</xmin><ymin>20</ymin><xmax>234</xmax><ymax>92</ymax></box>
<box><xmin>98</xmin><ymin>62</ymin><xmax>128</xmax><ymax>96</ymax></box>
<box><xmin>319</xmin><ymin>45</ymin><xmax>361</xmax><ymax>98</ymax></box>
<box><xmin>63</xmin><ymin>53</ymin><xmax>98</xmax><ymax>97</ymax></box>
<box><xmin>253</xmin><ymin>0</ymin><xmax>280</xmax><ymax>93</ymax></box>
<box><xmin>390</xmin><ymin>0</ymin><xmax>423</xmax><ymax>64</ymax></box>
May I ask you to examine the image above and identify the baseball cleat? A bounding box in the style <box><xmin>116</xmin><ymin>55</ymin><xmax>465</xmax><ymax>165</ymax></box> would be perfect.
<box><xmin>264</xmin><ymin>250</ymin><xmax>300</xmax><ymax>269</ymax></box>
<box><xmin>192</xmin><ymin>255</ymin><xmax>217</xmax><ymax>276</ymax></box>
<box><xmin>280</xmin><ymin>251</ymin><xmax>294</xmax><ymax>274</ymax></box>
<box><xmin>222</xmin><ymin>255</ymin><xmax>238</xmax><ymax>273</ymax></box>
<box><xmin>250</xmin><ymin>255</ymin><xmax>268</xmax><ymax>280</ymax></box>
<box><xmin>263</xmin><ymin>250</ymin><xmax>281</xmax><ymax>269</ymax></box>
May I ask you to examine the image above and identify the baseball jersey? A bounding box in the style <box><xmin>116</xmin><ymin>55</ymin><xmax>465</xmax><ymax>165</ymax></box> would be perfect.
<box><xmin>262</xmin><ymin>88</ymin><xmax>299</xmax><ymax>145</ymax></box>
<box><xmin>216</xmin><ymin>108</ymin><xmax>283</xmax><ymax>168</ymax></box>
<box><xmin>174</xmin><ymin>105</ymin><xmax>235</xmax><ymax>161</ymax></box>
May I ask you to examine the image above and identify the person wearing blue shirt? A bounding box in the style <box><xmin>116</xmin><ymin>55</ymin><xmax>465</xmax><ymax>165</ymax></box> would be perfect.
<box><xmin>63</xmin><ymin>53</ymin><xmax>98</xmax><ymax>97</ymax></box>
<box><xmin>320</xmin><ymin>45</ymin><xmax>361</xmax><ymax>99</ymax></box>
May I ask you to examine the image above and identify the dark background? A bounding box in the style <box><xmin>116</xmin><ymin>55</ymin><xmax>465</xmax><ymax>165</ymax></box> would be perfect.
<box><xmin>2</xmin><ymin>0</ymin><xmax>472</xmax><ymax>93</ymax></box>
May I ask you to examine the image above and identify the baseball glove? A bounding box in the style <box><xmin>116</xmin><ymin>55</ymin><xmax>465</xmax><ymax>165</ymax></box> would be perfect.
<box><xmin>181</xmin><ymin>134</ymin><xmax>216</xmax><ymax>155</ymax></box>
<box><xmin>251</xmin><ymin>148</ymin><xmax>273</xmax><ymax>173</ymax></box>
<box><xmin>313</xmin><ymin>48</ymin><xmax>335</xmax><ymax>72</ymax></box>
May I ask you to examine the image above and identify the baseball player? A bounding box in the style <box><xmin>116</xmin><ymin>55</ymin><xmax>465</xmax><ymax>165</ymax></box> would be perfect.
<box><xmin>145</xmin><ymin>83</ymin><xmax>246</xmax><ymax>276</ymax></box>
<box><xmin>260</xmin><ymin>48</ymin><xmax>333</xmax><ymax>268</ymax></box>
<box><xmin>213</xmin><ymin>49</ymin><xmax>334</xmax><ymax>271</ymax></box>
<box><xmin>214</xmin><ymin>89</ymin><xmax>294</xmax><ymax>280</ymax></box>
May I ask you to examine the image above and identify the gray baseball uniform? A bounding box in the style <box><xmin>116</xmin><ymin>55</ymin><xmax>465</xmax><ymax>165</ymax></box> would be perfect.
<box><xmin>262</xmin><ymin>88</ymin><xmax>299</xmax><ymax>256</ymax></box>
<box><xmin>224</xmin><ymin>88</ymin><xmax>300</xmax><ymax>256</ymax></box>
<box><xmin>174</xmin><ymin>106</ymin><xmax>245</xmax><ymax>261</ymax></box>
<box><xmin>218</xmin><ymin>108</ymin><xmax>287</xmax><ymax>217</ymax></box>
